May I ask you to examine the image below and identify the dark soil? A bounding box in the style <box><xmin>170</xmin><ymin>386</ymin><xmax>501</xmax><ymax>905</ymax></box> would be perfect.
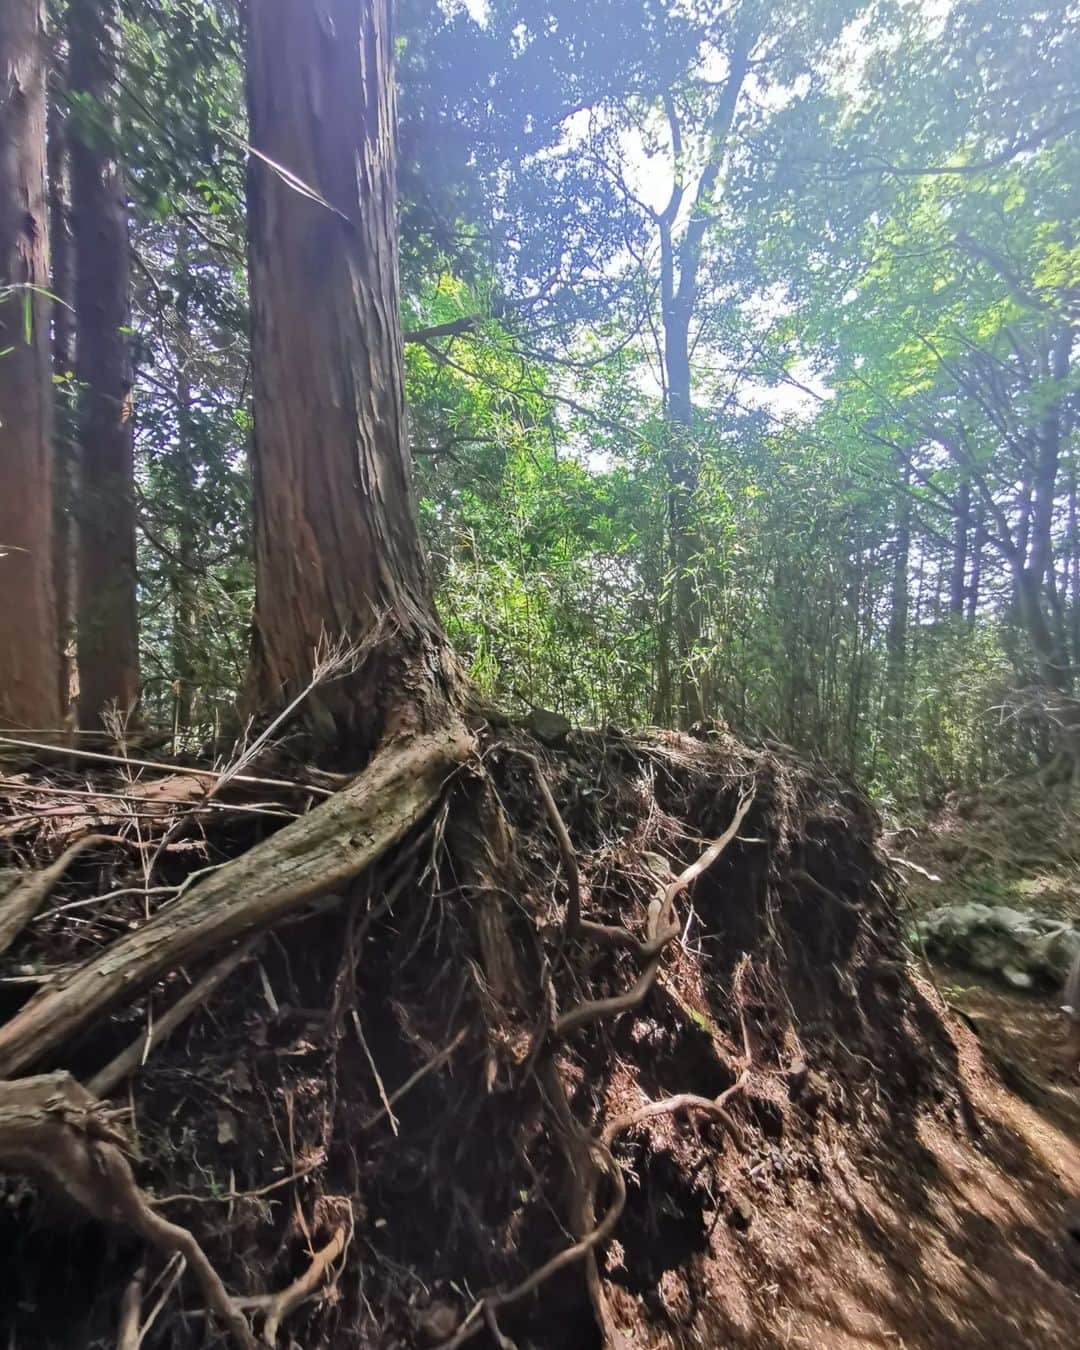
<box><xmin>2</xmin><ymin>727</ymin><xmax>1078</xmax><ymax>1348</ymax></box>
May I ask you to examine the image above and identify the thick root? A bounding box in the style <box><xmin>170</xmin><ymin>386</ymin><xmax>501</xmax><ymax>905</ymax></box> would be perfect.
<box><xmin>0</xmin><ymin>1073</ymin><xmax>256</xmax><ymax>1348</ymax></box>
<box><xmin>0</xmin><ymin>724</ymin><xmax>472</xmax><ymax>1077</ymax></box>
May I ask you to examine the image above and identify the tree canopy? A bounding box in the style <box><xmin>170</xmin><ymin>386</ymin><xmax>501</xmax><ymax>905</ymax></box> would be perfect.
<box><xmin>3</xmin><ymin>0</ymin><xmax>1079</xmax><ymax>795</ymax></box>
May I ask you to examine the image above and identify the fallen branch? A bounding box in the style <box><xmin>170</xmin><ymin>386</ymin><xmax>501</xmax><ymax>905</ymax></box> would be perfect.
<box><xmin>0</xmin><ymin>736</ymin><xmax>333</xmax><ymax>796</ymax></box>
<box><xmin>0</xmin><ymin>724</ymin><xmax>473</xmax><ymax>1078</ymax></box>
<box><xmin>0</xmin><ymin>833</ymin><xmax>112</xmax><ymax>957</ymax></box>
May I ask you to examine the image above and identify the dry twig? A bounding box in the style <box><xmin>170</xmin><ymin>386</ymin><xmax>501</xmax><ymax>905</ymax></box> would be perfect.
<box><xmin>0</xmin><ymin>833</ymin><xmax>112</xmax><ymax>957</ymax></box>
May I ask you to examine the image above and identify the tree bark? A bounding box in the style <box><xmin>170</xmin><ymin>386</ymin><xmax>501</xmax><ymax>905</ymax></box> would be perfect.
<box><xmin>949</xmin><ymin>479</ymin><xmax>969</xmax><ymax>618</ymax></box>
<box><xmin>47</xmin><ymin>65</ymin><xmax>77</xmax><ymax>716</ymax></box>
<box><xmin>0</xmin><ymin>0</ymin><xmax>60</xmax><ymax>730</ymax></box>
<box><xmin>245</xmin><ymin>0</ymin><xmax>454</xmax><ymax>752</ymax></box>
<box><xmin>69</xmin><ymin>0</ymin><xmax>139</xmax><ymax>728</ymax></box>
<box><xmin>884</xmin><ymin>470</ymin><xmax>910</xmax><ymax>760</ymax></box>
<box><xmin>172</xmin><ymin>248</ymin><xmax>197</xmax><ymax>739</ymax></box>
<box><xmin>967</xmin><ymin>502</ymin><xmax>983</xmax><ymax>622</ymax></box>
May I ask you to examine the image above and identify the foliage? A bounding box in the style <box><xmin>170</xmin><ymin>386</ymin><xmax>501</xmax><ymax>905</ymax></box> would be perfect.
<box><xmin>64</xmin><ymin>0</ymin><xmax>1080</xmax><ymax>802</ymax></box>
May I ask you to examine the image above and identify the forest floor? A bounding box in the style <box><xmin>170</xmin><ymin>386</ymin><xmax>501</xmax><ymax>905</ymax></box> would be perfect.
<box><xmin>734</xmin><ymin>781</ymin><xmax>1080</xmax><ymax>1350</ymax></box>
<box><xmin>1</xmin><ymin>734</ymin><xmax>1079</xmax><ymax>1349</ymax></box>
<box><xmin>685</xmin><ymin>967</ymin><xmax>1080</xmax><ymax>1350</ymax></box>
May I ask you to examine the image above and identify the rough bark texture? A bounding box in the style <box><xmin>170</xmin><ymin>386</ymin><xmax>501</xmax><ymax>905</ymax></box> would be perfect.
<box><xmin>0</xmin><ymin>0</ymin><xmax>60</xmax><ymax>730</ymax></box>
<box><xmin>246</xmin><ymin>0</ymin><xmax>449</xmax><ymax>749</ymax></box>
<box><xmin>69</xmin><ymin>0</ymin><xmax>139</xmax><ymax>727</ymax></box>
<box><xmin>46</xmin><ymin>76</ymin><xmax>77</xmax><ymax>718</ymax></box>
<box><xmin>47</xmin><ymin>73</ymin><xmax>77</xmax><ymax>716</ymax></box>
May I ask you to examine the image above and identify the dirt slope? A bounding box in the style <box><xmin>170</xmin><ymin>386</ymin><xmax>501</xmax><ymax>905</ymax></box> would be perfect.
<box><xmin>2</xmin><ymin>733</ymin><xmax>1079</xmax><ymax>1349</ymax></box>
<box><xmin>659</xmin><ymin>973</ymin><xmax>1079</xmax><ymax>1350</ymax></box>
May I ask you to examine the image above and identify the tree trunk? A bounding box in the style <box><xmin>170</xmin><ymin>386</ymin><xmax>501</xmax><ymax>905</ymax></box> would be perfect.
<box><xmin>654</xmin><ymin>39</ymin><xmax>749</xmax><ymax>730</ymax></box>
<box><xmin>661</xmin><ymin>295</ymin><xmax>707</xmax><ymax>728</ymax></box>
<box><xmin>245</xmin><ymin>0</ymin><xmax>455</xmax><ymax>753</ymax></box>
<box><xmin>884</xmin><ymin>471</ymin><xmax>910</xmax><ymax>753</ymax></box>
<box><xmin>172</xmin><ymin>250</ymin><xmax>197</xmax><ymax>741</ymax></box>
<box><xmin>967</xmin><ymin>503</ymin><xmax>983</xmax><ymax>622</ymax></box>
<box><xmin>69</xmin><ymin>0</ymin><xmax>139</xmax><ymax>729</ymax></box>
<box><xmin>47</xmin><ymin>69</ymin><xmax>77</xmax><ymax>717</ymax></box>
<box><xmin>1068</xmin><ymin>463</ymin><xmax>1080</xmax><ymax>671</ymax></box>
<box><xmin>0</xmin><ymin>0</ymin><xmax>60</xmax><ymax>730</ymax></box>
<box><xmin>949</xmin><ymin>479</ymin><xmax>969</xmax><ymax>618</ymax></box>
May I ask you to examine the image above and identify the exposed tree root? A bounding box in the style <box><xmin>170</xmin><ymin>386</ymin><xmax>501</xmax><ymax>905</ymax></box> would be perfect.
<box><xmin>0</xmin><ymin>723</ymin><xmax>472</xmax><ymax>1076</ymax></box>
<box><xmin>88</xmin><ymin>937</ymin><xmax>261</xmax><ymax>1098</ymax></box>
<box><xmin>552</xmin><ymin>788</ymin><xmax>755</xmax><ymax>1038</ymax></box>
<box><xmin>0</xmin><ymin>724</ymin><xmax>965</xmax><ymax>1349</ymax></box>
<box><xmin>250</xmin><ymin>1225</ymin><xmax>348</xmax><ymax>1348</ymax></box>
<box><xmin>0</xmin><ymin>1073</ymin><xmax>256</xmax><ymax>1348</ymax></box>
<box><xmin>117</xmin><ymin>1265</ymin><xmax>145</xmax><ymax>1350</ymax></box>
<box><xmin>431</xmin><ymin>792</ymin><xmax>758</xmax><ymax>1348</ymax></box>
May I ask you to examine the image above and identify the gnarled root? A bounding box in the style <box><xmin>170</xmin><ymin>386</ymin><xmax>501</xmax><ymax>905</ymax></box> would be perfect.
<box><xmin>0</xmin><ymin>1073</ymin><xmax>256</xmax><ymax>1349</ymax></box>
<box><xmin>0</xmin><ymin>724</ymin><xmax>473</xmax><ymax>1077</ymax></box>
<box><xmin>435</xmin><ymin>791</ymin><xmax>759</xmax><ymax>1350</ymax></box>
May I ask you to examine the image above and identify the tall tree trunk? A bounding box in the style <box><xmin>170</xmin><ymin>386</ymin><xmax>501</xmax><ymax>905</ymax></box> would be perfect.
<box><xmin>245</xmin><ymin>0</ymin><xmax>455</xmax><ymax>753</ymax></box>
<box><xmin>69</xmin><ymin>0</ymin><xmax>138</xmax><ymax>728</ymax></box>
<box><xmin>47</xmin><ymin>64</ymin><xmax>76</xmax><ymax>717</ymax></box>
<box><xmin>1067</xmin><ymin>463</ymin><xmax>1080</xmax><ymax>671</ymax></box>
<box><xmin>660</xmin><ymin>304</ymin><xmax>705</xmax><ymax>727</ymax></box>
<box><xmin>171</xmin><ymin>247</ymin><xmax>197</xmax><ymax>741</ymax></box>
<box><xmin>0</xmin><ymin>0</ymin><xmax>60</xmax><ymax>729</ymax></box>
<box><xmin>949</xmin><ymin>479</ymin><xmax>969</xmax><ymax>618</ymax></box>
<box><xmin>1012</xmin><ymin>327</ymin><xmax>1071</xmax><ymax>697</ymax></box>
<box><xmin>884</xmin><ymin>474</ymin><xmax>910</xmax><ymax>759</ymax></box>
<box><xmin>967</xmin><ymin>503</ymin><xmax>983</xmax><ymax>622</ymax></box>
<box><xmin>655</xmin><ymin>38</ymin><xmax>749</xmax><ymax>729</ymax></box>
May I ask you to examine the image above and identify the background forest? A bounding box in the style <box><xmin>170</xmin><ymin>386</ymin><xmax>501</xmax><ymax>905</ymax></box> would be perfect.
<box><xmin>3</xmin><ymin>5</ymin><xmax>1080</xmax><ymax>1349</ymax></box>
<box><xmin>4</xmin><ymin>0</ymin><xmax>1080</xmax><ymax>804</ymax></box>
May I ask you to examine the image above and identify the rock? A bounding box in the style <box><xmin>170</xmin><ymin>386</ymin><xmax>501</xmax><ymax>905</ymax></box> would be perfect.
<box><xmin>916</xmin><ymin>902</ymin><xmax>1080</xmax><ymax>990</ymax></box>
<box><xmin>524</xmin><ymin>706</ymin><xmax>573</xmax><ymax>745</ymax></box>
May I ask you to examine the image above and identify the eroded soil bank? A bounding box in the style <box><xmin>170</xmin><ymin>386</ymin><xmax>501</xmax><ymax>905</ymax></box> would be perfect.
<box><xmin>1</xmin><ymin>728</ymin><xmax>1078</xmax><ymax>1348</ymax></box>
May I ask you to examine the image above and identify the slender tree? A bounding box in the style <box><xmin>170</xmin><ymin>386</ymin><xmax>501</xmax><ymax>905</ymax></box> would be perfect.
<box><xmin>0</xmin><ymin>0</ymin><xmax>60</xmax><ymax>729</ymax></box>
<box><xmin>654</xmin><ymin>26</ymin><xmax>752</xmax><ymax>726</ymax></box>
<box><xmin>69</xmin><ymin>0</ymin><xmax>138</xmax><ymax>727</ymax></box>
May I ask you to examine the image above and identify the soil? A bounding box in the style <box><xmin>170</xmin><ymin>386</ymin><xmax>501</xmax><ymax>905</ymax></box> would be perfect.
<box><xmin>2</xmin><ymin>731</ymin><xmax>1079</xmax><ymax>1349</ymax></box>
<box><xmin>655</xmin><ymin>969</ymin><xmax>1079</xmax><ymax>1350</ymax></box>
